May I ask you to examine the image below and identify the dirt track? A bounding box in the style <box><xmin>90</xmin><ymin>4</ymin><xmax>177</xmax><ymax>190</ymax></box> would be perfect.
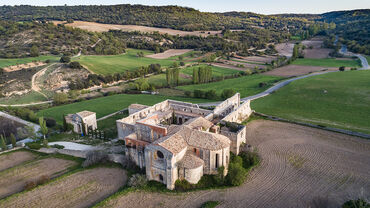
<box><xmin>0</xmin><ymin>167</ymin><xmax>127</xmax><ymax>208</ymax></box>
<box><xmin>100</xmin><ymin>120</ymin><xmax>370</xmax><ymax>208</ymax></box>
<box><xmin>264</xmin><ymin>65</ymin><xmax>337</xmax><ymax>77</ymax></box>
<box><xmin>0</xmin><ymin>158</ymin><xmax>76</xmax><ymax>199</ymax></box>
<box><xmin>0</xmin><ymin>151</ymin><xmax>37</xmax><ymax>172</ymax></box>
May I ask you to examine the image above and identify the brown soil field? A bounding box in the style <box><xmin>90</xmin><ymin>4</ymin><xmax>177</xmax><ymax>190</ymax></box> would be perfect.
<box><xmin>0</xmin><ymin>151</ymin><xmax>37</xmax><ymax>172</ymax></box>
<box><xmin>53</xmin><ymin>21</ymin><xmax>222</xmax><ymax>37</ymax></box>
<box><xmin>275</xmin><ymin>42</ymin><xmax>295</xmax><ymax>57</ymax></box>
<box><xmin>210</xmin><ymin>63</ymin><xmax>246</xmax><ymax>71</ymax></box>
<box><xmin>99</xmin><ymin>120</ymin><xmax>370</xmax><ymax>208</ymax></box>
<box><xmin>3</xmin><ymin>62</ymin><xmax>46</xmax><ymax>72</ymax></box>
<box><xmin>264</xmin><ymin>65</ymin><xmax>337</xmax><ymax>77</ymax></box>
<box><xmin>0</xmin><ymin>167</ymin><xmax>127</xmax><ymax>208</ymax></box>
<box><xmin>303</xmin><ymin>48</ymin><xmax>333</xmax><ymax>59</ymax></box>
<box><xmin>146</xmin><ymin>49</ymin><xmax>193</xmax><ymax>59</ymax></box>
<box><xmin>0</xmin><ymin>158</ymin><xmax>76</xmax><ymax>199</ymax></box>
<box><xmin>224</xmin><ymin>60</ymin><xmax>267</xmax><ymax>69</ymax></box>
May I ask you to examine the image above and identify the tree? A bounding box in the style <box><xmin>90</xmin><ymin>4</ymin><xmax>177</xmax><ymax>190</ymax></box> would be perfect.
<box><xmin>0</xmin><ymin>135</ymin><xmax>7</xmax><ymax>151</ymax></box>
<box><xmin>342</xmin><ymin>199</ymin><xmax>369</xmax><ymax>208</ymax></box>
<box><xmin>227</xmin><ymin>162</ymin><xmax>246</xmax><ymax>186</ymax></box>
<box><xmin>292</xmin><ymin>44</ymin><xmax>299</xmax><ymax>59</ymax></box>
<box><xmin>60</xmin><ymin>55</ymin><xmax>71</xmax><ymax>63</ymax></box>
<box><xmin>134</xmin><ymin>78</ymin><xmax>150</xmax><ymax>91</ymax></box>
<box><xmin>30</xmin><ymin>45</ymin><xmax>39</xmax><ymax>57</ymax></box>
<box><xmin>63</xmin><ymin>114</ymin><xmax>68</xmax><ymax>131</ymax></box>
<box><xmin>10</xmin><ymin>133</ymin><xmax>16</xmax><ymax>148</ymax></box>
<box><xmin>339</xmin><ymin>66</ymin><xmax>345</xmax><ymax>71</ymax></box>
<box><xmin>39</xmin><ymin>117</ymin><xmax>48</xmax><ymax>140</ymax></box>
<box><xmin>193</xmin><ymin>67</ymin><xmax>199</xmax><ymax>84</ymax></box>
<box><xmin>53</xmin><ymin>93</ymin><xmax>68</xmax><ymax>104</ymax></box>
<box><xmin>205</xmin><ymin>90</ymin><xmax>217</xmax><ymax>100</ymax></box>
<box><xmin>221</xmin><ymin>89</ymin><xmax>236</xmax><ymax>100</ymax></box>
<box><xmin>69</xmin><ymin>61</ymin><xmax>82</xmax><ymax>69</ymax></box>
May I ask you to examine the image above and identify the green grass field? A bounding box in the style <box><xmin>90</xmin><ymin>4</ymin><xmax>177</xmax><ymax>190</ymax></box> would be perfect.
<box><xmin>292</xmin><ymin>58</ymin><xmax>361</xmax><ymax>68</ymax></box>
<box><xmin>177</xmin><ymin>74</ymin><xmax>283</xmax><ymax>98</ymax></box>
<box><xmin>0</xmin><ymin>56</ymin><xmax>60</xmax><ymax>68</ymax></box>
<box><xmin>252</xmin><ymin>70</ymin><xmax>370</xmax><ymax>134</ymax></box>
<box><xmin>37</xmin><ymin>94</ymin><xmax>211</xmax><ymax>123</ymax></box>
<box><xmin>181</xmin><ymin>65</ymin><xmax>241</xmax><ymax>78</ymax></box>
<box><xmin>147</xmin><ymin>73</ymin><xmax>192</xmax><ymax>87</ymax></box>
<box><xmin>74</xmin><ymin>49</ymin><xmax>181</xmax><ymax>75</ymax></box>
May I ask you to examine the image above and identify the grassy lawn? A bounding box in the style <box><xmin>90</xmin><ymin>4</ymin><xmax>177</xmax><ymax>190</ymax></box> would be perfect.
<box><xmin>181</xmin><ymin>64</ymin><xmax>241</xmax><ymax>78</ymax></box>
<box><xmin>74</xmin><ymin>49</ymin><xmax>180</xmax><ymax>75</ymax></box>
<box><xmin>147</xmin><ymin>73</ymin><xmax>192</xmax><ymax>87</ymax></box>
<box><xmin>177</xmin><ymin>74</ymin><xmax>284</xmax><ymax>98</ymax></box>
<box><xmin>292</xmin><ymin>58</ymin><xmax>361</xmax><ymax>68</ymax></box>
<box><xmin>252</xmin><ymin>70</ymin><xmax>370</xmax><ymax>134</ymax></box>
<box><xmin>0</xmin><ymin>91</ymin><xmax>48</xmax><ymax>105</ymax></box>
<box><xmin>0</xmin><ymin>56</ymin><xmax>60</xmax><ymax>68</ymax></box>
<box><xmin>37</xmin><ymin>94</ymin><xmax>211</xmax><ymax>123</ymax></box>
<box><xmin>366</xmin><ymin>56</ymin><xmax>370</xmax><ymax>64</ymax></box>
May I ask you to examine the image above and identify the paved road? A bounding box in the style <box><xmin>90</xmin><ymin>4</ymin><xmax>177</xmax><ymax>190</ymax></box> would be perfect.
<box><xmin>340</xmin><ymin>45</ymin><xmax>369</xmax><ymax>69</ymax></box>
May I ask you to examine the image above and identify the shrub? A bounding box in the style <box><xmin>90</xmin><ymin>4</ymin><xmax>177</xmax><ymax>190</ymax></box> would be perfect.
<box><xmin>45</xmin><ymin>117</ymin><xmax>56</xmax><ymax>127</ymax></box>
<box><xmin>194</xmin><ymin>89</ymin><xmax>205</xmax><ymax>98</ymax></box>
<box><xmin>239</xmin><ymin>151</ymin><xmax>259</xmax><ymax>169</ymax></box>
<box><xmin>24</xmin><ymin>181</ymin><xmax>37</xmax><ymax>190</ymax></box>
<box><xmin>205</xmin><ymin>89</ymin><xmax>217</xmax><ymax>100</ymax></box>
<box><xmin>342</xmin><ymin>198</ymin><xmax>369</xmax><ymax>208</ymax></box>
<box><xmin>221</xmin><ymin>89</ymin><xmax>236</xmax><ymax>100</ymax></box>
<box><xmin>180</xmin><ymin>61</ymin><xmax>185</xmax><ymax>66</ymax></box>
<box><xmin>10</xmin><ymin>133</ymin><xmax>16</xmax><ymax>148</ymax></box>
<box><xmin>350</xmin><ymin>67</ymin><xmax>357</xmax><ymax>71</ymax></box>
<box><xmin>184</xmin><ymin>91</ymin><xmax>192</xmax><ymax>97</ymax></box>
<box><xmin>259</xmin><ymin>82</ymin><xmax>267</xmax><ymax>88</ymax></box>
<box><xmin>226</xmin><ymin>162</ymin><xmax>246</xmax><ymax>186</ymax></box>
<box><xmin>201</xmin><ymin>201</ymin><xmax>220</xmax><ymax>208</ymax></box>
<box><xmin>60</xmin><ymin>55</ymin><xmax>71</xmax><ymax>63</ymax></box>
<box><xmin>175</xmin><ymin>179</ymin><xmax>193</xmax><ymax>192</ymax></box>
<box><xmin>339</xmin><ymin>66</ymin><xmax>345</xmax><ymax>71</ymax></box>
<box><xmin>26</xmin><ymin>142</ymin><xmax>42</xmax><ymax>150</ymax></box>
<box><xmin>69</xmin><ymin>61</ymin><xmax>82</xmax><ymax>69</ymax></box>
<box><xmin>128</xmin><ymin>174</ymin><xmax>148</xmax><ymax>188</ymax></box>
<box><xmin>82</xmin><ymin>150</ymin><xmax>109</xmax><ymax>168</ymax></box>
<box><xmin>51</xmin><ymin>144</ymin><xmax>64</xmax><ymax>149</ymax></box>
<box><xmin>38</xmin><ymin>175</ymin><xmax>50</xmax><ymax>185</ymax></box>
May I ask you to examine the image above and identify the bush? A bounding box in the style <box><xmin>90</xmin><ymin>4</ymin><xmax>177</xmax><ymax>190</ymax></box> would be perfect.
<box><xmin>239</xmin><ymin>151</ymin><xmax>259</xmax><ymax>169</ymax></box>
<box><xmin>175</xmin><ymin>179</ymin><xmax>193</xmax><ymax>192</ymax></box>
<box><xmin>50</xmin><ymin>144</ymin><xmax>64</xmax><ymax>149</ymax></box>
<box><xmin>259</xmin><ymin>82</ymin><xmax>267</xmax><ymax>88</ymax></box>
<box><xmin>26</xmin><ymin>142</ymin><xmax>42</xmax><ymax>150</ymax></box>
<box><xmin>24</xmin><ymin>181</ymin><xmax>37</xmax><ymax>190</ymax></box>
<box><xmin>205</xmin><ymin>89</ymin><xmax>217</xmax><ymax>100</ymax></box>
<box><xmin>60</xmin><ymin>55</ymin><xmax>71</xmax><ymax>63</ymax></box>
<box><xmin>128</xmin><ymin>174</ymin><xmax>148</xmax><ymax>188</ymax></box>
<box><xmin>184</xmin><ymin>91</ymin><xmax>192</xmax><ymax>97</ymax></box>
<box><xmin>342</xmin><ymin>199</ymin><xmax>369</xmax><ymax>208</ymax></box>
<box><xmin>82</xmin><ymin>150</ymin><xmax>109</xmax><ymax>168</ymax></box>
<box><xmin>339</xmin><ymin>66</ymin><xmax>345</xmax><ymax>71</ymax></box>
<box><xmin>194</xmin><ymin>89</ymin><xmax>205</xmax><ymax>98</ymax></box>
<box><xmin>350</xmin><ymin>67</ymin><xmax>357</xmax><ymax>71</ymax></box>
<box><xmin>69</xmin><ymin>61</ymin><xmax>82</xmax><ymax>69</ymax></box>
<box><xmin>221</xmin><ymin>89</ymin><xmax>235</xmax><ymax>100</ymax></box>
<box><xmin>201</xmin><ymin>201</ymin><xmax>220</xmax><ymax>208</ymax></box>
<box><xmin>38</xmin><ymin>175</ymin><xmax>50</xmax><ymax>185</ymax></box>
<box><xmin>45</xmin><ymin>117</ymin><xmax>56</xmax><ymax>127</ymax></box>
<box><xmin>180</xmin><ymin>61</ymin><xmax>185</xmax><ymax>66</ymax></box>
<box><xmin>226</xmin><ymin>162</ymin><xmax>246</xmax><ymax>186</ymax></box>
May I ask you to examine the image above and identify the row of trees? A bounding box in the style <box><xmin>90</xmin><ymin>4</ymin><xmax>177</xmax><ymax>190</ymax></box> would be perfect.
<box><xmin>192</xmin><ymin>65</ymin><xmax>213</xmax><ymax>84</ymax></box>
<box><xmin>190</xmin><ymin>88</ymin><xmax>236</xmax><ymax>100</ymax></box>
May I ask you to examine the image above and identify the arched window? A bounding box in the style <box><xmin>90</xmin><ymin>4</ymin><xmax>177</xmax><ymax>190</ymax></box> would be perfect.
<box><xmin>156</xmin><ymin>151</ymin><xmax>164</xmax><ymax>159</ymax></box>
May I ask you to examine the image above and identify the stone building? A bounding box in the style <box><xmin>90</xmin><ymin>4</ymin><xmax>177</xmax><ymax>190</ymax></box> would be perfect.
<box><xmin>65</xmin><ymin>111</ymin><xmax>97</xmax><ymax>134</ymax></box>
<box><xmin>116</xmin><ymin>93</ymin><xmax>252</xmax><ymax>189</ymax></box>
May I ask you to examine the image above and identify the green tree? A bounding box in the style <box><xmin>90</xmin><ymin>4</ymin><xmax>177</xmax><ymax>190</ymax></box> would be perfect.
<box><xmin>221</xmin><ymin>89</ymin><xmax>236</xmax><ymax>100</ymax></box>
<box><xmin>63</xmin><ymin>114</ymin><xmax>68</xmax><ymax>131</ymax></box>
<box><xmin>227</xmin><ymin>162</ymin><xmax>246</xmax><ymax>186</ymax></box>
<box><xmin>60</xmin><ymin>55</ymin><xmax>71</xmax><ymax>63</ymax></box>
<box><xmin>30</xmin><ymin>45</ymin><xmax>39</xmax><ymax>57</ymax></box>
<box><xmin>192</xmin><ymin>67</ymin><xmax>199</xmax><ymax>84</ymax></box>
<box><xmin>0</xmin><ymin>135</ymin><xmax>7</xmax><ymax>151</ymax></box>
<box><xmin>43</xmin><ymin>138</ymin><xmax>48</xmax><ymax>148</ymax></box>
<box><xmin>53</xmin><ymin>93</ymin><xmax>68</xmax><ymax>104</ymax></box>
<box><xmin>39</xmin><ymin>117</ymin><xmax>48</xmax><ymax>140</ymax></box>
<box><xmin>292</xmin><ymin>44</ymin><xmax>299</xmax><ymax>59</ymax></box>
<box><xmin>10</xmin><ymin>133</ymin><xmax>16</xmax><ymax>148</ymax></box>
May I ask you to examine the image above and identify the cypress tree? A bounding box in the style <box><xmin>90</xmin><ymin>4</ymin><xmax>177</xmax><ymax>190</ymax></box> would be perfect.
<box><xmin>10</xmin><ymin>133</ymin><xmax>16</xmax><ymax>148</ymax></box>
<box><xmin>0</xmin><ymin>135</ymin><xmax>7</xmax><ymax>151</ymax></box>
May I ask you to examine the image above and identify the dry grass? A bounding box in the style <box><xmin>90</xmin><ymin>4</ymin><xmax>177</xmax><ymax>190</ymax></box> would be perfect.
<box><xmin>0</xmin><ymin>151</ymin><xmax>37</xmax><ymax>172</ymax></box>
<box><xmin>263</xmin><ymin>64</ymin><xmax>337</xmax><ymax>77</ymax></box>
<box><xmin>275</xmin><ymin>42</ymin><xmax>295</xmax><ymax>57</ymax></box>
<box><xmin>0</xmin><ymin>167</ymin><xmax>127</xmax><ymax>208</ymax></box>
<box><xmin>53</xmin><ymin>21</ymin><xmax>221</xmax><ymax>37</ymax></box>
<box><xmin>146</xmin><ymin>49</ymin><xmax>193</xmax><ymax>59</ymax></box>
<box><xmin>0</xmin><ymin>158</ymin><xmax>76</xmax><ymax>199</ymax></box>
<box><xmin>99</xmin><ymin>120</ymin><xmax>370</xmax><ymax>208</ymax></box>
<box><xmin>3</xmin><ymin>62</ymin><xmax>46</xmax><ymax>72</ymax></box>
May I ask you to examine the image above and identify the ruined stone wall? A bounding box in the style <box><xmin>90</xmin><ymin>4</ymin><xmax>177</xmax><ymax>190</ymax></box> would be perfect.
<box><xmin>213</xmin><ymin>93</ymin><xmax>240</xmax><ymax>116</ymax></box>
<box><xmin>220</xmin><ymin>126</ymin><xmax>246</xmax><ymax>155</ymax></box>
<box><xmin>205</xmin><ymin>146</ymin><xmax>229</xmax><ymax>175</ymax></box>
<box><xmin>171</xmin><ymin>104</ymin><xmax>211</xmax><ymax>117</ymax></box>
<box><xmin>221</xmin><ymin>99</ymin><xmax>252</xmax><ymax>123</ymax></box>
<box><xmin>116</xmin><ymin>121</ymin><xmax>135</xmax><ymax>139</ymax></box>
<box><xmin>82</xmin><ymin>114</ymin><xmax>97</xmax><ymax>132</ymax></box>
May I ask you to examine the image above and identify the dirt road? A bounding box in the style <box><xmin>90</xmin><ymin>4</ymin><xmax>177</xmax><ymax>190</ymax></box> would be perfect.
<box><xmin>101</xmin><ymin>120</ymin><xmax>370</xmax><ymax>208</ymax></box>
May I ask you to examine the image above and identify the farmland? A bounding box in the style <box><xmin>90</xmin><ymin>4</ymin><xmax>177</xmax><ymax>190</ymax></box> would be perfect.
<box><xmin>264</xmin><ymin>65</ymin><xmax>337</xmax><ymax>77</ymax></box>
<box><xmin>181</xmin><ymin>64</ymin><xmax>241</xmax><ymax>78</ymax></box>
<box><xmin>97</xmin><ymin>120</ymin><xmax>370</xmax><ymax>208</ymax></box>
<box><xmin>74</xmin><ymin>49</ymin><xmax>181</xmax><ymax>75</ymax></box>
<box><xmin>37</xmin><ymin>94</ymin><xmax>211</xmax><ymax>124</ymax></box>
<box><xmin>0</xmin><ymin>151</ymin><xmax>38</xmax><ymax>172</ymax></box>
<box><xmin>0</xmin><ymin>56</ymin><xmax>60</xmax><ymax>68</ymax></box>
<box><xmin>0</xmin><ymin>167</ymin><xmax>126</xmax><ymax>208</ymax></box>
<box><xmin>252</xmin><ymin>70</ymin><xmax>370</xmax><ymax>134</ymax></box>
<box><xmin>177</xmin><ymin>74</ymin><xmax>283</xmax><ymax>98</ymax></box>
<box><xmin>292</xmin><ymin>58</ymin><xmax>361</xmax><ymax>68</ymax></box>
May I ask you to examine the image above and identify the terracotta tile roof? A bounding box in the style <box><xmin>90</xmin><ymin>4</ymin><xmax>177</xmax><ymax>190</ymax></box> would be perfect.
<box><xmin>178</xmin><ymin>153</ymin><xmax>204</xmax><ymax>169</ymax></box>
<box><xmin>153</xmin><ymin>132</ymin><xmax>188</xmax><ymax>154</ymax></box>
<box><xmin>76</xmin><ymin>111</ymin><xmax>95</xmax><ymax>118</ymax></box>
<box><xmin>184</xmin><ymin>117</ymin><xmax>213</xmax><ymax>130</ymax></box>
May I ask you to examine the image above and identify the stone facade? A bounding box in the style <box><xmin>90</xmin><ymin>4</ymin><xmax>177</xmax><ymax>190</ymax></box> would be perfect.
<box><xmin>116</xmin><ymin>93</ymin><xmax>252</xmax><ymax>189</ymax></box>
<box><xmin>65</xmin><ymin>111</ymin><xmax>97</xmax><ymax>134</ymax></box>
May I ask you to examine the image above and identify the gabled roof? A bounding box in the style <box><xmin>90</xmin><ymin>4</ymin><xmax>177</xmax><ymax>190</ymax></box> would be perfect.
<box><xmin>184</xmin><ymin>117</ymin><xmax>213</xmax><ymax>130</ymax></box>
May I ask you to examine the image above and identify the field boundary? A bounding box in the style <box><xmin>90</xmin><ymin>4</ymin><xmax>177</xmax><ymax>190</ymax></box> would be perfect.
<box><xmin>254</xmin><ymin>112</ymin><xmax>370</xmax><ymax>139</ymax></box>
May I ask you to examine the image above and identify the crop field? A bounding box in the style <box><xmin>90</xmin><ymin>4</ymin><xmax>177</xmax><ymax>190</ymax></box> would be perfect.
<box><xmin>0</xmin><ymin>151</ymin><xmax>38</xmax><ymax>172</ymax></box>
<box><xmin>292</xmin><ymin>58</ymin><xmax>361</xmax><ymax>68</ymax></box>
<box><xmin>263</xmin><ymin>65</ymin><xmax>337</xmax><ymax>77</ymax></box>
<box><xmin>74</xmin><ymin>49</ymin><xmax>181</xmax><ymax>75</ymax></box>
<box><xmin>0</xmin><ymin>91</ymin><xmax>48</xmax><ymax>105</ymax></box>
<box><xmin>97</xmin><ymin>120</ymin><xmax>370</xmax><ymax>208</ymax></box>
<box><xmin>0</xmin><ymin>167</ymin><xmax>126</xmax><ymax>208</ymax></box>
<box><xmin>147</xmin><ymin>73</ymin><xmax>192</xmax><ymax>87</ymax></box>
<box><xmin>146</xmin><ymin>49</ymin><xmax>193</xmax><ymax>59</ymax></box>
<box><xmin>37</xmin><ymin>94</ymin><xmax>211</xmax><ymax>124</ymax></box>
<box><xmin>0</xmin><ymin>157</ymin><xmax>76</xmax><ymax>198</ymax></box>
<box><xmin>181</xmin><ymin>65</ymin><xmax>241</xmax><ymax>78</ymax></box>
<box><xmin>0</xmin><ymin>56</ymin><xmax>60</xmax><ymax>68</ymax></box>
<box><xmin>252</xmin><ymin>70</ymin><xmax>370</xmax><ymax>134</ymax></box>
<box><xmin>177</xmin><ymin>74</ymin><xmax>283</xmax><ymax>98</ymax></box>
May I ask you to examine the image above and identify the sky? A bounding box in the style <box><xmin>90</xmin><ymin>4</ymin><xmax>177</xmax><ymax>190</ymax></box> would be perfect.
<box><xmin>1</xmin><ymin>0</ymin><xmax>369</xmax><ymax>14</ymax></box>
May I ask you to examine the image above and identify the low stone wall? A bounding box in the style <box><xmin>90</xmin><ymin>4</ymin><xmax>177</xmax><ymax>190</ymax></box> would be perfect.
<box><xmin>221</xmin><ymin>100</ymin><xmax>252</xmax><ymax>123</ymax></box>
<box><xmin>38</xmin><ymin>147</ymin><xmax>88</xmax><ymax>158</ymax></box>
